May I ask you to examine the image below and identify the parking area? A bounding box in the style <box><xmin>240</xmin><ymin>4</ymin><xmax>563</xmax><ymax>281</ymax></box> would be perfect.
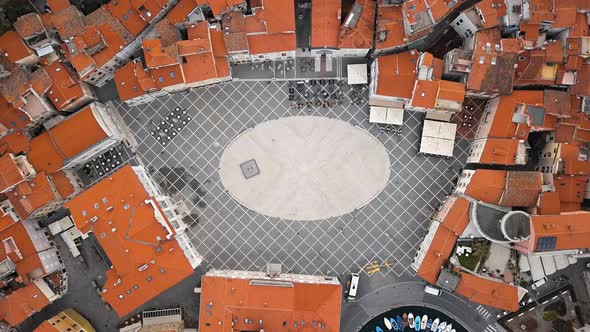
<box><xmin>114</xmin><ymin>80</ymin><xmax>471</xmax><ymax>277</ymax></box>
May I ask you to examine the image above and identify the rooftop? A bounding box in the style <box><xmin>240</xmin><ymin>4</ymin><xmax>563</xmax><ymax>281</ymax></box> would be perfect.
<box><xmin>199</xmin><ymin>270</ymin><xmax>342</xmax><ymax>332</ymax></box>
<box><xmin>64</xmin><ymin>165</ymin><xmax>194</xmax><ymax>317</ymax></box>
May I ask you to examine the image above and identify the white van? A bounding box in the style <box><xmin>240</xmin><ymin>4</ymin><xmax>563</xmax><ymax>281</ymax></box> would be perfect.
<box><xmin>347</xmin><ymin>273</ymin><xmax>360</xmax><ymax>302</ymax></box>
<box><xmin>424</xmin><ymin>285</ymin><xmax>441</xmax><ymax>296</ymax></box>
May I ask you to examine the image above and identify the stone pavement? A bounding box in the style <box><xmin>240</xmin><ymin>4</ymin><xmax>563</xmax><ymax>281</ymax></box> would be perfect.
<box><xmin>115</xmin><ymin>80</ymin><xmax>472</xmax><ymax>278</ymax></box>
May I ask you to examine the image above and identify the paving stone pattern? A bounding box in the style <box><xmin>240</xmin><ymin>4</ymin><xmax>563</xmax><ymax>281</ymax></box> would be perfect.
<box><xmin>115</xmin><ymin>81</ymin><xmax>472</xmax><ymax>277</ymax></box>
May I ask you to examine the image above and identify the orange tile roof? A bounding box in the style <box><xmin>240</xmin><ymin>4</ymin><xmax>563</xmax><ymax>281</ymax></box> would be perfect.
<box><xmin>558</xmin><ymin>144</ymin><xmax>590</xmax><ymax>175</ymax></box>
<box><xmin>65</xmin><ymin>165</ymin><xmax>194</xmax><ymax>317</ymax></box>
<box><xmin>464</xmin><ymin>169</ymin><xmax>507</xmax><ymax>204</ymax></box>
<box><xmin>311</xmin><ymin>0</ymin><xmax>341</xmax><ymax>48</ymax></box>
<box><xmin>513</xmin><ymin>49</ymin><xmax>558</xmax><ymax>86</ymax></box>
<box><xmin>375</xmin><ymin>4</ymin><xmax>405</xmax><ymax>51</ymax></box>
<box><xmin>467</xmin><ymin>29</ymin><xmax>517</xmax><ymax>96</ymax></box>
<box><xmin>199</xmin><ymin>0</ymin><xmax>246</xmax><ymax>17</ymax></box>
<box><xmin>0</xmin><ymin>283</ymin><xmax>50</xmax><ymax>326</ymax></box>
<box><xmin>257</xmin><ymin>0</ymin><xmax>295</xmax><ymax>33</ymax></box>
<box><xmin>475</xmin><ymin>0</ymin><xmax>505</xmax><ymax>29</ymax></box>
<box><xmin>375</xmin><ymin>50</ymin><xmax>419</xmax><ymax>99</ymax></box>
<box><xmin>0</xmin><ymin>154</ymin><xmax>26</xmax><ymax>192</ymax></box>
<box><xmin>30</xmin><ymin>67</ymin><xmax>53</xmax><ymax>96</ymax></box>
<box><xmin>142</xmin><ymin>39</ymin><xmax>179</xmax><ymax>69</ymax></box>
<box><xmin>247</xmin><ymin>33</ymin><xmax>296</xmax><ymax>55</ymax></box>
<box><xmin>499</xmin><ymin>171</ymin><xmax>542</xmax><ymax>207</ymax></box>
<box><xmin>403</xmin><ymin>0</ymin><xmax>428</xmax><ymax>27</ymax></box>
<box><xmin>51</xmin><ymin>5</ymin><xmax>85</xmax><ymax>40</ymax></box>
<box><xmin>28</xmin><ymin>105</ymin><xmax>108</xmax><ymax>174</ymax></box>
<box><xmin>84</xmin><ymin>6</ymin><xmax>134</xmax><ymax>44</ymax></box>
<box><xmin>0</xmin><ymin>31</ymin><xmax>34</xmax><ymax>63</ymax></box>
<box><xmin>7</xmin><ymin>173</ymin><xmax>60</xmax><ymax>220</ymax></box>
<box><xmin>0</xmin><ymin>58</ymin><xmax>31</xmax><ymax>109</ymax></box>
<box><xmin>14</xmin><ymin>13</ymin><xmax>45</xmax><ymax>38</ymax></box>
<box><xmin>570</xmin><ymin>63</ymin><xmax>590</xmax><ymax>97</ymax></box>
<box><xmin>417</xmin><ymin>197</ymin><xmax>470</xmax><ymax>284</ymax></box>
<box><xmin>70</xmin><ymin>53</ymin><xmax>96</xmax><ymax>80</ymax></box>
<box><xmin>526</xmin><ymin>0</ymin><xmax>555</xmax><ymax>25</ymax></box>
<box><xmin>210</xmin><ymin>26</ymin><xmax>230</xmax><ymax>78</ymax></box>
<box><xmin>45</xmin><ymin>61</ymin><xmax>90</xmax><ymax>111</ymax></box>
<box><xmin>199</xmin><ymin>272</ymin><xmax>342</xmax><ymax>332</ymax></box>
<box><xmin>0</xmin><ymin>217</ymin><xmax>44</xmax><ymax>283</ymax></box>
<box><xmin>530</xmin><ymin>211</ymin><xmax>590</xmax><ymax>251</ymax></box>
<box><xmin>114</xmin><ymin>61</ymin><xmax>151</xmax><ymax>102</ymax></box>
<box><xmin>107</xmin><ymin>0</ymin><xmax>151</xmax><ymax>36</ymax></box>
<box><xmin>0</xmin><ymin>131</ymin><xmax>31</xmax><ymax>155</ymax></box>
<box><xmin>47</xmin><ymin>0</ymin><xmax>71</xmax><ymax>13</ymax></box>
<box><xmin>553</xmin><ymin>174</ymin><xmax>587</xmax><ymax>204</ymax></box>
<box><xmin>338</xmin><ymin>0</ymin><xmax>375</xmax><ymax>50</ymax></box>
<box><xmin>410</xmin><ymin>79</ymin><xmax>439</xmax><ymax>109</ymax></box>
<box><xmin>0</xmin><ymin>95</ymin><xmax>31</xmax><ymax>131</ymax></box>
<box><xmin>476</xmin><ymin>138</ymin><xmax>521</xmax><ymax>165</ymax></box>
<box><xmin>167</xmin><ymin>0</ymin><xmax>199</xmax><ymax>24</ymax></box>
<box><xmin>50</xmin><ymin>171</ymin><xmax>75</xmax><ymax>199</ymax></box>
<box><xmin>425</xmin><ymin>0</ymin><xmax>453</xmax><ymax>22</ymax></box>
<box><xmin>486</xmin><ymin>96</ymin><xmax>531</xmax><ymax>139</ymax></box>
<box><xmin>537</xmin><ymin>191</ymin><xmax>561</xmax><ymax>215</ymax></box>
<box><xmin>545</xmin><ymin>40</ymin><xmax>564</xmax><ymax>63</ymax></box>
<box><xmin>455</xmin><ymin>272</ymin><xmax>520</xmax><ymax>311</ymax></box>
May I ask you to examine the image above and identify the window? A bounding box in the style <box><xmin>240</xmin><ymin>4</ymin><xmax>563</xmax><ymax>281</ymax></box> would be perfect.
<box><xmin>536</xmin><ymin>236</ymin><xmax>557</xmax><ymax>251</ymax></box>
<box><xmin>128</xmin><ymin>9</ymin><xmax>133</xmax><ymax>15</ymax></box>
<box><xmin>170</xmin><ymin>71</ymin><xmax>175</xmax><ymax>78</ymax></box>
<box><xmin>158</xmin><ymin>76</ymin><xmax>164</xmax><ymax>82</ymax></box>
<box><xmin>122</xmin><ymin>14</ymin><xmax>128</xmax><ymax>20</ymax></box>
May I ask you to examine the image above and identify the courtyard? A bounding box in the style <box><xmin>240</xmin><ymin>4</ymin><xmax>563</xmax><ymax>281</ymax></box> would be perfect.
<box><xmin>115</xmin><ymin>80</ymin><xmax>472</xmax><ymax>278</ymax></box>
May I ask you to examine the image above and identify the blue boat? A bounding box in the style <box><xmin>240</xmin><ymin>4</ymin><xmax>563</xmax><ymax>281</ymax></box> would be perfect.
<box><xmin>415</xmin><ymin>315</ymin><xmax>421</xmax><ymax>331</ymax></box>
<box><xmin>376</xmin><ymin>326</ymin><xmax>384</xmax><ymax>332</ymax></box>
<box><xmin>390</xmin><ymin>318</ymin><xmax>399</xmax><ymax>331</ymax></box>
<box><xmin>396</xmin><ymin>316</ymin><xmax>403</xmax><ymax>330</ymax></box>
<box><xmin>426</xmin><ymin>319</ymin><xmax>433</xmax><ymax>329</ymax></box>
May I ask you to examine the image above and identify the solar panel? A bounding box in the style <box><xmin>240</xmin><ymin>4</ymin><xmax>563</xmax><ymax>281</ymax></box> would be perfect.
<box><xmin>536</xmin><ymin>236</ymin><xmax>557</xmax><ymax>251</ymax></box>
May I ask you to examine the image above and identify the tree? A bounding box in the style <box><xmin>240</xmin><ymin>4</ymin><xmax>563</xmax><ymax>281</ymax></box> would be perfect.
<box><xmin>472</xmin><ymin>241</ymin><xmax>490</xmax><ymax>261</ymax></box>
<box><xmin>551</xmin><ymin>319</ymin><xmax>574</xmax><ymax>332</ymax></box>
<box><xmin>543</xmin><ymin>311</ymin><xmax>559</xmax><ymax>321</ymax></box>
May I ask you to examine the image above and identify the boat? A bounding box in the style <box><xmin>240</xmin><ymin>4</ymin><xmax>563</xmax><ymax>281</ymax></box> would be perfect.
<box><xmin>403</xmin><ymin>314</ymin><xmax>408</xmax><ymax>327</ymax></box>
<box><xmin>444</xmin><ymin>324</ymin><xmax>453</xmax><ymax>332</ymax></box>
<box><xmin>430</xmin><ymin>318</ymin><xmax>439</xmax><ymax>332</ymax></box>
<box><xmin>390</xmin><ymin>318</ymin><xmax>399</xmax><ymax>331</ymax></box>
<box><xmin>421</xmin><ymin>315</ymin><xmax>428</xmax><ymax>330</ymax></box>
<box><xmin>396</xmin><ymin>316</ymin><xmax>403</xmax><ymax>330</ymax></box>
<box><xmin>408</xmin><ymin>313</ymin><xmax>415</xmax><ymax>329</ymax></box>
<box><xmin>426</xmin><ymin>319</ymin><xmax>432</xmax><ymax>330</ymax></box>
<box><xmin>415</xmin><ymin>316</ymin><xmax>421</xmax><ymax>331</ymax></box>
<box><xmin>376</xmin><ymin>326</ymin><xmax>384</xmax><ymax>332</ymax></box>
<box><xmin>384</xmin><ymin>317</ymin><xmax>392</xmax><ymax>330</ymax></box>
<box><xmin>438</xmin><ymin>322</ymin><xmax>447</xmax><ymax>332</ymax></box>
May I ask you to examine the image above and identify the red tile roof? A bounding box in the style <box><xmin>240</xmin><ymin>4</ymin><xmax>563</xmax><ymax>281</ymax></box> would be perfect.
<box><xmin>0</xmin><ymin>283</ymin><xmax>50</xmax><ymax>326</ymax></box>
<box><xmin>375</xmin><ymin>4</ymin><xmax>405</xmax><ymax>51</ymax></box>
<box><xmin>374</xmin><ymin>50</ymin><xmax>419</xmax><ymax>99</ymax></box>
<box><xmin>199</xmin><ymin>272</ymin><xmax>342</xmax><ymax>332</ymax></box>
<box><xmin>28</xmin><ymin>105</ymin><xmax>108</xmax><ymax>174</ymax></box>
<box><xmin>338</xmin><ymin>0</ymin><xmax>375</xmax><ymax>50</ymax></box>
<box><xmin>7</xmin><ymin>173</ymin><xmax>60</xmax><ymax>220</ymax></box>
<box><xmin>0</xmin><ymin>31</ymin><xmax>35</xmax><ymax>63</ymax></box>
<box><xmin>455</xmin><ymin>272</ymin><xmax>520</xmax><ymax>311</ymax></box>
<box><xmin>311</xmin><ymin>0</ymin><xmax>341</xmax><ymax>48</ymax></box>
<box><xmin>45</xmin><ymin>61</ymin><xmax>92</xmax><ymax>111</ymax></box>
<box><xmin>0</xmin><ymin>154</ymin><xmax>26</xmax><ymax>192</ymax></box>
<box><xmin>65</xmin><ymin>165</ymin><xmax>194</xmax><ymax>317</ymax></box>
<box><xmin>14</xmin><ymin>13</ymin><xmax>45</xmax><ymax>38</ymax></box>
<box><xmin>530</xmin><ymin>211</ymin><xmax>590</xmax><ymax>251</ymax></box>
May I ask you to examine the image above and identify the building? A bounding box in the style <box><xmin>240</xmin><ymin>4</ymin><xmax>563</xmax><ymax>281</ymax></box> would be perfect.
<box><xmin>199</xmin><ymin>268</ymin><xmax>342</xmax><ymax>331</ymax></box>
<box><xmin>13</xmin><ymin>13</ymin><xmax>59</xmax><ymax>55</ymax></box>
<box><xmin>27</xmin><ymin>102</ymin><xmax>128</xmax><ymax>174</ymax></box>
<box><xmin>451</xmin><ymin>0</ymin><xmax>506</xmax><ymax>38</ymax></box>
<box><xmin>115</xmin><ymin>19</ymin><xmax>231</xmax><ymax>105</ymax></box>
<box><xmin>0</xmin><ymin>201</ymin><xmax>66</xmax><ymax>328</ymax></box>
<box><xmin>338</xmin><ymin>0</ymin><xmax>376</xmax><ymax>57</ymax></box>
<box><xmin>42</xmin><ymin>61</ymin><xmax>95</xmax><ymax>113</ymax></box>
<box><xmin>444</xmin><ymin>28</ymin><xmax>519</xmax><ymax>98</ymax></box>
<box><xmin>33</xmin><ymin>309</ymin><xmax>95</xmax><ymax>332</ymax></box>
<box><xmin>65</xmin><ymin>165</ymin><xmax>201</xmax><ymax>317</ymax></box>
<box><xmin>221</xmin><ymin>0</ymin><xmax>296</xmax><ymax>64</ymax></box>
<box><xmin>119</xmin><ymin>307</ymin><xmax>186</xmax><ymax>332</ymax></box>
<box><xmin>0</xmin><ymin>153</ymin><xmax>36</xmax><ymax>193</ymax></box>
<box><xmin>0</xmin><ymin>57</ymin><xmax>56</xmax><ymax>135</ymax></box>
<box><xmin>310</xmin><ymin>0</ymin><xmax>342</xmax><ymax>54</ymax></box>
<box><xmin>0</xmin><ymin>31</ymin><xmax>39</xmax><ymax>66</ymax></box>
